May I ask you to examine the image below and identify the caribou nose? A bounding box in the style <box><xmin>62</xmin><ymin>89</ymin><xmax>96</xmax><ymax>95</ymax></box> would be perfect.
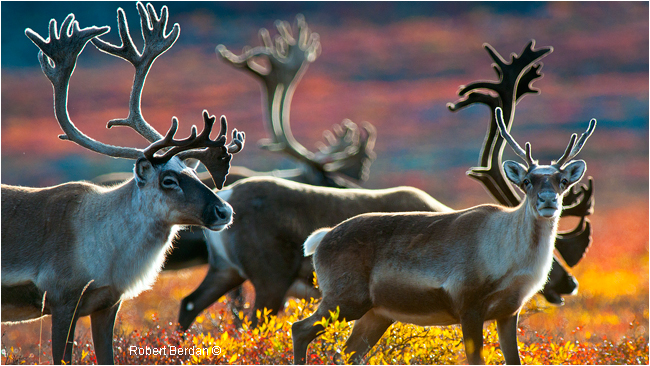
<box><xmin>206</xmin><ymin>199</ymin><xmax>233</xmax><ymax>231</ymax></box>
<box><xmin>215</xmin><ymin>203</ymin><xmax>232</xmax><ymax>220</ymax></box>
<box><xmin>537</xmin><ymin>191</ymin><xmax>558</xmax><ymax>205</ymax></box>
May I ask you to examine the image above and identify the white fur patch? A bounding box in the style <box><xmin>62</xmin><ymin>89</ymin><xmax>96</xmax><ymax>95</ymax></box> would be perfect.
<box><xmin>204</xmin><ymin>228</ymin><xmax>242</xmax><ymax>274</ymax></box>
<box><xmin>217</xmin><ymin>188</ymin><xmax>233</xmax><ymax>202</ymax></box>
<box><xmin>303</xmin><ymin>228</ymin><xmax>331</xmax><ymax>256</ymax></box>
<box><xmin>205</xmin><ymin>229</ymin><xmax>229</xmax><ymax>260</ymax></box>
<box><xmin>121</xmin><ymin>226</ymin><xmax>180</xmax><ymax>299</ymax></box>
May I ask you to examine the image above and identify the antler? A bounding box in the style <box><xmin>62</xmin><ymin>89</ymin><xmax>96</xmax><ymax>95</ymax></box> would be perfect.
<box><xmin>495</xmin><ymin>108</ymin><xmax>537</xmax><ymax>167</ymax></box>
<box><xmin>553</xmin><ymin>118</ymin><xmax>597</xmax><ymax>168</ymax></box>
<box><xmin>496</xmin><ymin>107</ymin><xmax>596</xmax><ymax>167</ymax></box>
<box><xmin>26</xmin><ymin>5</ymin><xmax>245</xmax><ymax>189</ymax></box>
<box><xmin>142</xmin><ymin>111</ymin><xmax>243</xmax><ymax>161</ymax></box>
<box><xmin>555</xmin><ymin>218</ymin><xmax>593</xmax><ymax>267</ymax></box>
<box><xmin>25</xmin><ymin>14</ymin><xmax>145</xmax><ymax>159</ymax></box>
<box><xmin>90</xmin><ymin>2</ymin><xmax>180</xmax><ymax>143</ymax></box>
<box><xmin>217</xmin><ymin>15</ymin><xmax>375</xmax><ymax>186</ymax></box>
<box><xmin>313</xmin><ymin>121</ymin><xmax>377</xmax><ymax>182</ymax></box>
<box><xmin>176</xmin><ymin>112</ymin><xmax>246</xmax><ymax>189</ymax></box>
<box><xmin>24</xmin><ymin>2</ymin><xmax>179</xmax><ymax>159</ymax></box>
<box><xmin>448</xmin><ymin>40</ymin><xmax>595</xmax><ymax>217</ymax></box>
<box><xmin>217</xmin><ymin>14</ymin><xmax>320</xmax><ymax>151</ymax></box>
<box><xmin>448</xmin><ymin>40</ymin><xmax>552</xmax><ymax>205</ymax></box>
<box><xmin>562</xmin><ymin>177</ymin><xmax>595</xmax><ymax>217</ymax></box>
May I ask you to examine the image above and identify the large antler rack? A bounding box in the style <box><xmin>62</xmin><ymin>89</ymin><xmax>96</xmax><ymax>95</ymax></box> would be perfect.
<box><xmin>216</xmin><ymin>15</ymin><xmax>376</xmax><ymax>187</ymax></box>
<box><xmin>447</xmin><ymin>41</ymin><xmax>596</xmax><ymax>302</ymax></box>
<box><xmin>447</xmin><ymin>40</ymin><xmax>552</xmax><ymax>205</ymax></box>
<box><xmin>25</xmin><ymin>2</ymin><xmax>245</xmax><ymax>189</ymax></box>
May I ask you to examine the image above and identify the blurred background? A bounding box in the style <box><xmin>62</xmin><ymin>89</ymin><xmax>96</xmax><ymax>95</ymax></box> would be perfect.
<box><xmin>1</xmin><ymin>1</ymin><xmax>648</xmax><ymax>360</ymax></box>
<box><xmin>2</xmin><ymin>1</ymin><xmax>647</xmax><ymax>208</ymax></box>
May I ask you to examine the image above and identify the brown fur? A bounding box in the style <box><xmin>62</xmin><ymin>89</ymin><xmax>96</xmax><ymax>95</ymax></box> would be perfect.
<box><xmin>178</xmin><ymin>176</ymin><xmax>450</xmax><ymax>330</ymax></box>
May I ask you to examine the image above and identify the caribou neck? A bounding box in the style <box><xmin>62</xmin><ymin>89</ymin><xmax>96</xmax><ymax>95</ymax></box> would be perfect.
<box><xmin>479</xmin><ymin>199</ymin><xmax>558</xmax><ymax>297</ymax></box>
<box><xmin>75</xmin><ymin>179</ymin><xmax>177</xmax><ymax>297</ymax></box>
<box><xmin>503</xmin><ymin>198</ymin><xmax>559</xmax><ymax>251</ymax></box>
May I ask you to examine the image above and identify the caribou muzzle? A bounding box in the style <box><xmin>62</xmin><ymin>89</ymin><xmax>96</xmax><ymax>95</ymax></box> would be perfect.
<box><xmin>205</xmin><ymin>199</ymin><xmax>233</xmax><ymax>231</ymax></box>
<box><xmin>177</xmin><ymin>171</ymin><xmax>234</xmax><ymax>230</ymax></box>
<box><xmin>536</xmin><ymin>190</ymin><xmax>560</xmax><ymax>217</ymax></box>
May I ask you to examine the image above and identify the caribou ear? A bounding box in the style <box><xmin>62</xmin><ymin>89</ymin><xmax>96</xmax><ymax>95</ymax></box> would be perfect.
<box><xmin>563</xmin><ymin>160</ymin><xmax>586</xmax><ymax>187</ymax></box>
<box><xmin>503</xmin><ymin>160</ymin><xmax>527</xmax><ymax>186</ymax></box>
<box><xmin>135</xmin><ymin>158</ymin><xmax>155</xmax><ymax>186</ymax></box>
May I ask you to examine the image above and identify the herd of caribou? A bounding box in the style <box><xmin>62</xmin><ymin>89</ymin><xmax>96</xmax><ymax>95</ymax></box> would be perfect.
<box><xmin>1</xmin><ymin>3</ymin><xmax>597</xmax><ymax>365</ymax></box>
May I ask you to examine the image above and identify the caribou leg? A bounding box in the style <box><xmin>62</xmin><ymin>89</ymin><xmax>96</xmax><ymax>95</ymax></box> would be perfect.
<box><xmin>496</xmin><ymin>313</ymin><xmax>521</xmax><ymax>365</ymax></box>
<box><xmin>91</xmin><ymin>301</ymin><xmax>121</xmax><ymax>365</ymax></box>
<box><xmin>51</xmin><ymin>301</ymin><xmax>80</xmax><ymax>364</ymax></box>
<box><xmin>226</xmin><ymin>287</ymin><xmax>247</xmax><ymax>328</ymax></box>
<box><xmin>460</xmin><ymin>309</ymin><xmax>486</xmax><ymax>365</ymax></box>
<box><xmin>249</xmin><ymin>276</ymin><xmax>297</xmax><ymax>328</ymax></box>
<box><xmin>343</xmin><ymin>308</ymin><xmax>394</xmax><ymax>364</ymax></box>
<box><xmin>292</xmin><ymin>298</ymin><xmax>371</xmax><ymax>365</ymax></box>
<box><xmin>178</xmin><ymin>263</ymin><xmax>245</xmax><ymax>331</ymax></box>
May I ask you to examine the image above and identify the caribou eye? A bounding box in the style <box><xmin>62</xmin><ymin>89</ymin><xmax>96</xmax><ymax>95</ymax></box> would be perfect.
<box><xmin>561</xmin><ymin>178</ymin><xmax>569</xmax><ymax>187</ymax></box>
<box><xmin>161</xmin><ymin>176</ymin><xmax>179</xmax><ymax>189</ymax></box>
<box><xmin>522</xmin><ymin>179</ymin><xmax>531</xmax><ymax>187</ymax></box>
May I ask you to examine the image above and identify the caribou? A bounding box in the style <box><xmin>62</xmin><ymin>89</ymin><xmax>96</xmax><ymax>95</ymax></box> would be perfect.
<box><xmin>291</xmin><ymin>107</ymin><xmax>596</xmax><ymax>364</ymax></box>
<box><xmin>1</xmin><ymin>3</ymin><xmax>244</xmax><ymax>364</ymax></box>
<box><xmin>447</xmin><ymin>40</ymin><xmax>595</xmax><ymax>290</ymax></box>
